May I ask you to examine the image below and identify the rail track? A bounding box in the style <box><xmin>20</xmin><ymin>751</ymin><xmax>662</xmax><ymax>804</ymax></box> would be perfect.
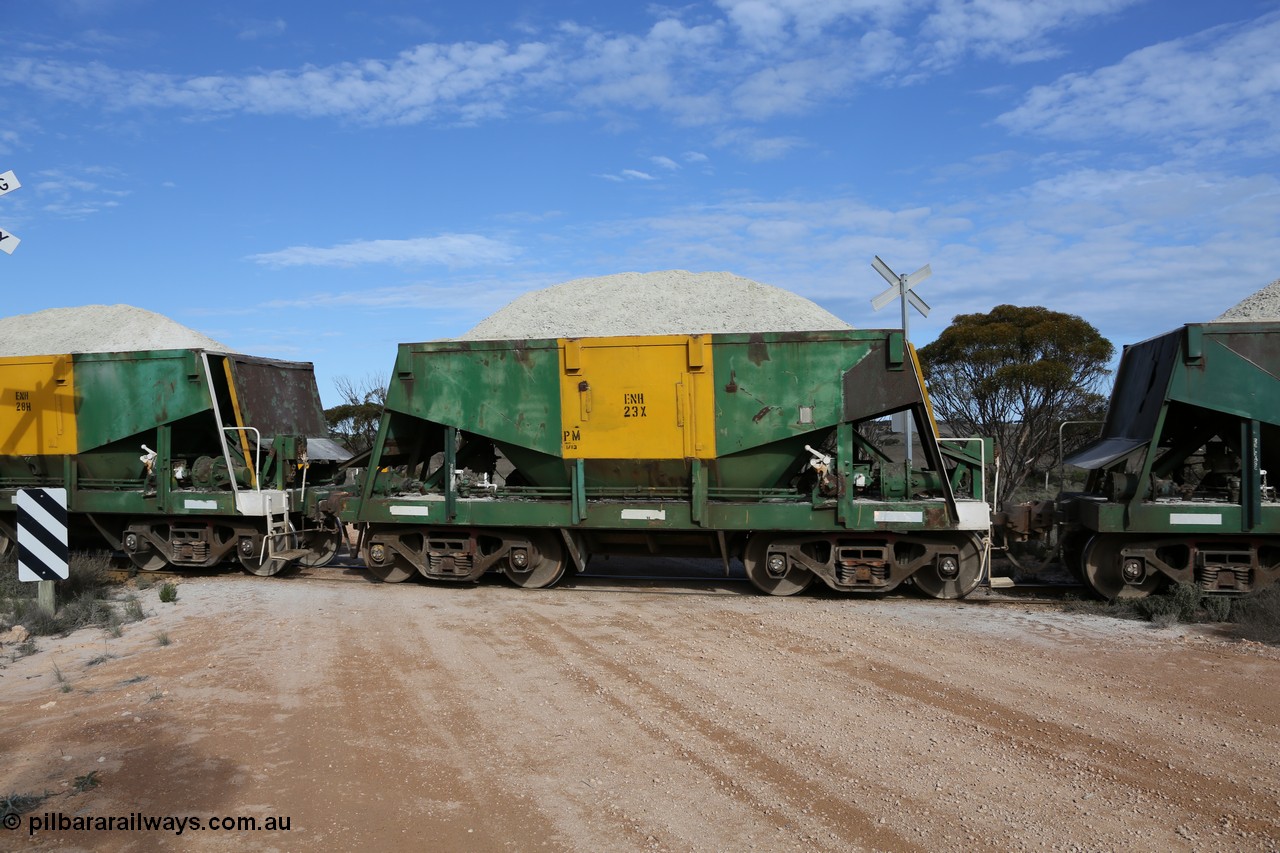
<box><xmin>103</xmin><ymin>550</ymin><xmax>1085</xmax><ymax>605</ymax></box>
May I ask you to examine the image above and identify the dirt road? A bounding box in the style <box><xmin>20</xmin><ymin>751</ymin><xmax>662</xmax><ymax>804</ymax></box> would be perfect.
<box><xmin>2</xmin><ymin>570</ymin><xmax>1278</xmax><ymax>851</ymax></box>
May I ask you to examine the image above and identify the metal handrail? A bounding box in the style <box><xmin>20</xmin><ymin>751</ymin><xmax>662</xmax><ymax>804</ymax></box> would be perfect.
<box><xmin>1048</xmin><ymin>420</ymin><xmax>1105</xmax><ymax>491</ymax></box>
<box><xmin>220</xmin><ymin>426</ymin><xmax>263</xmax><ymax>493</ymax></box>
<box><xmin>937</xmin><ymin>436</ymin><xmax>987</xmax><ymax>504</ymax></box>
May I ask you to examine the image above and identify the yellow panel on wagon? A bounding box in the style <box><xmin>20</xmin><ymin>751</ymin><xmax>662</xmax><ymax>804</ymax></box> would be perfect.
<box><xmin>0</xmin><ymin>354</ymin><xmax>78</xmax><ymax>455</ymax></box>
<box><xmin>558</xmin><ymin>335</ymin><xmax>716</xmax><ymax>459</ymax></box>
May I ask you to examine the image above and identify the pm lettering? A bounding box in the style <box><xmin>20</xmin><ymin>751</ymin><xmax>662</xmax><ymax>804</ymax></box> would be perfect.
<box><xmin>563</xmin><ymin>427</ymin><xmax>581</xmax><ymax>449</ymax></box>
<box><xmin>623</xmin><ymin>392</ymin><xmax>646</xmax><ymax>418</ymax></box>
<box><xmin>14</xmin><ymin>390</ymin><xmax>31</xmax><ymax>412</ymax></box>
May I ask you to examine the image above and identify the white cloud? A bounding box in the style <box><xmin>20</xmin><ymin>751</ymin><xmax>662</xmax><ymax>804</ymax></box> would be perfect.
<box><xmin>30</xmin><ymin>166</ymin><xmax>129</xmax><ymax>218</ymax></box>
<box><xmin>0</xmin><ymin>129</ymin><xmax>22</xmax><ymax>154</ymax></box>
<box><xmin>651</xmin><ymin>155</ymin><xmax>680</xmax><ymax>170</ymax></box>
<box><xmin>920</xmin><ymin>0</ymin><xmax>1140</xmax><ymax>67</ymax></box>
<box><xmin>2</xmin><ymin>40</ymin><xmax>552</xmax><ymax>126</ymax></box>
<box><xmin>260</xmin><ymin>280</ymin><xmax>533</xmax><ymax>311</ymax></box>
<box><xmin>561</xmin><ymin>18</ymin><xmax>727</xmax><ymax>124</ymax></box>
<box><xmin>223</xmin><ymin>162</ymin><xmax>1279</xmax><ymax>367</ymax></box>
<box><xmin>713</xmin><ymin>129</ymin><xmax>806</xmax><ymax>161</ymax></box>
<box><xmin>715</xmin><ymin>0</ymin><xmax>911</xmax><ymax>46</ymax></box>
<box><xmin>731</xmin><ymin>58</ymin><xmax>834</xmax><ymax>118</ymax></box>
<box><xmin>0</xmin><ymin>1</ymin><xmax>1157</xmax><ymax>134</ymax></box>
<box><xmin>998</xmin><ymin>11</ymin><xmax>1280</xmax><ymax>156</ymax></box>
<box><xmin>248</xmin><ymin>234</ymin><xmax>519</xmax><ymax>268</ymax></box>
<box><xmin>551</xmin><ymin>164</ymin><xmax>1280</xmax><ymax>344</ymax></box>
<box><xmin>598</xmin><ymin>169</ymin><xmax>658</xmax><ymax>182</ymax></box>
<box><xmin>236</xmin><ymin>18</ymin><xmax>287</xmax><ymax>41</ymax></box>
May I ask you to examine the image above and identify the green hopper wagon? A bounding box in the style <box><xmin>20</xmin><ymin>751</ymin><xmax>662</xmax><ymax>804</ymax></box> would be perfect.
<box><xmin>349</xmin><ymin>330</ymin><xmax>992</xmax><ymax>597</ymax></box>
<box><xmin>1056</xmin><ymin>321</ymin><xmax>1280</xmax><ymax>598</ymax></box>
<box><xmin>0</xmin><ymin>348</ymin><xmax>347</xmax><ymax>574</ymax></box>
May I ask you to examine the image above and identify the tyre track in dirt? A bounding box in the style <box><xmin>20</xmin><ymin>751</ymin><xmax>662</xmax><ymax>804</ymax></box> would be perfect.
<box><xmin>4</xmin><ymin>575</ymin><xmax>1278</xmax><ymax>851</ymax></box>
<box><xmin>393</xmin><ymin>594</ymin><xmax>807</xmax><ymax>851</ymax></box>
<box><xmin>509</xmin><ymin>609</ymin><xmax>924</xmax><ymax>852</ymax></box>
<box><xmin>464</xmin><ymin>590</ymin><xmax>1279</xmax><ymax>850</ymax></box>
<box><xmin>726</xmin><ymin>606</ymin><xmax>1280</xmax><ymax>847</ymax></box>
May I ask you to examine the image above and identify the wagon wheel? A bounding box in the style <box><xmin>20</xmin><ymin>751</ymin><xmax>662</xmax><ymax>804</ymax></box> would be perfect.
<box><xmin>361</xmin><ymin>537</ymin><xmax>416</xmax><ymax>583</ymax></box>
<box><xmin>504</xmin><ymin>530</ymin><xmax>567</xmax><ymax>589</ymax></box>
<box><xmin>1082</xmin><ymin>534</ymin><xmax>1161</xmax><ymax>600</ymax></box>
<box><xmin>297</xmin><ymin>521</ymin><xmax>344</xmax><ymax>568</ymax></box>
<box><xmin>912</xmin><ymin>534</ymin><xmax>984</xmax><ymax>600</ymax></box>
<box><xmin>0</xmin><ymin>529</ymin><xmax>12</xmax><ymax>559</ymax></box>
<box><xmin>122</xmin><ymin>529</ymin><xmax>167</xmax><ymax>572</ymax></box>
<box><xmin>238</xmin><ymin>550</ymin><xmax>290</xmax><ymax>577</ymax></box>
<box><xmin>743</xmin><ymin>536</ymin><xmax>813</xmax><ymax>596</ymax></box>
<box><xmin>1058</xmin><ymin>531</ymin><xmax>1088</xmax><ymax>584</ymax></box>
<box><xmin>129</xmin><ymin>551</ymin><xmax>169</xmax><ymax>572</ymax></box>
<box><xmin>366</xmin><ymin>554</ymin><xmax>416</xmax><ymax>583</ymax></box>
<box><xmin>237</xmin><ymin>535</ymin><xmax>290</xmax><ymax>578</ymax></box>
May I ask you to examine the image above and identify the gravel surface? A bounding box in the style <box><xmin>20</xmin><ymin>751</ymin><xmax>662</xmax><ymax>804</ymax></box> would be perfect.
<box><xmin>0</xmin><ymin>304</ymin><xmax>232</xmax><ymax>356</ymax></box>
<box><xmin>460</xmin><ymin>271</ymin><xmax>853</xmax><ymax>340</ymax></box>
<box><xmin>2</xmin><ymin>570</ymin><xmax>1277</xmax><ymax>851</ymax></box>
<box><xmin>1214</xmin><ymin>278</ymin><xmax>1280</xmax><ymax>322</ymax></box>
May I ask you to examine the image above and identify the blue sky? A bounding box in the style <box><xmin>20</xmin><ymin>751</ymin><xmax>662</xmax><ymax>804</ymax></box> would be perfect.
<box><xmin>2</xmin><ymin>0</ymin><xmax>1278</xmax><ymax>405</ymax></box>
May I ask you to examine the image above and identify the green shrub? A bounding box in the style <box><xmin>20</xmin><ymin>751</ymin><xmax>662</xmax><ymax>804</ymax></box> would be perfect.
<box><xmin>59</xmin><ymin>554</ymin><xmax>112</xmax><ymax>600</ymax></box>
<box><xmin>51</xmin><ymin>662</ymin><xmax>71</xmax><ymax>692</ymax></box>
<box><xmin>1168</xmin><ymin>582</ymin><xmax>1203</xmax><ymax>621</ymax></box>
<box><xmin>1136</xmin><ymin>593</ymin><xmax>1179</xmax><ymax>622</ymax></box>
<box><xmin>6</xmin><ymin>554</ymin><xmax>123</xmax><ymax>637</ymax></box>
<box><xmin>121</xmin><ymin>596</ymin><xmax>145</xmax><ymax>623</ymax></box>
<box><xmin>1</xmin><ymin>790</ymin><xmax>49</xmax><ymax>819</ymax></box>
<box><xmin>1229</xmin><ymin>586</ymin><xmax>1280</xmax><ymax>643</ymax></box>
<box><xmin>59</xmin><ymin>593</ymin><xmax>112</xmax><ymax>632</ymax></box>
<box><xmin>10</xmin><ymin>598</ymin><xmax>30</xmax><ymax>623</ymax></box>
<box><xmin>71</xmin><ymin>771</ymin><xmax>99</xmax><ymax>793</ymax></box>
<box><xmin>0</xmin><ymin>564</ymin><xmax>29</xmax><ymax>602</ymax></box>
<box><xmin>1201</xmin><ymin>595</ymin><xmax>1232</xmax><ymax>622</ymax></box>
<box><xmin>23</xmin><ymin>607</ymin><xmax>64</xmax><ymax>637</ymax></box>
<box><xmin>1134</xmin><ymin>583</ymin><xmax>1209</xmax><ymax>624</ymax></box>
<box><xmin>158</xmin><ymin>582</ymin><xmax>178</xmax><ymax>603</ymax></box>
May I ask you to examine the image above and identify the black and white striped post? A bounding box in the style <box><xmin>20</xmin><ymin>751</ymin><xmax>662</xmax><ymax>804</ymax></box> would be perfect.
<box><xmin>17</xmin><ymin>487</ymin><xmax>69</xmax><ymax>615</ymax></box>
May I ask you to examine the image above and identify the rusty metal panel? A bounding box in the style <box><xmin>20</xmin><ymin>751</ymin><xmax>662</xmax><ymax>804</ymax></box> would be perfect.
<box><xmin>227</xmin><ymin>355</ymin><xmax>328</xmax><ymax>437</ymax></box>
